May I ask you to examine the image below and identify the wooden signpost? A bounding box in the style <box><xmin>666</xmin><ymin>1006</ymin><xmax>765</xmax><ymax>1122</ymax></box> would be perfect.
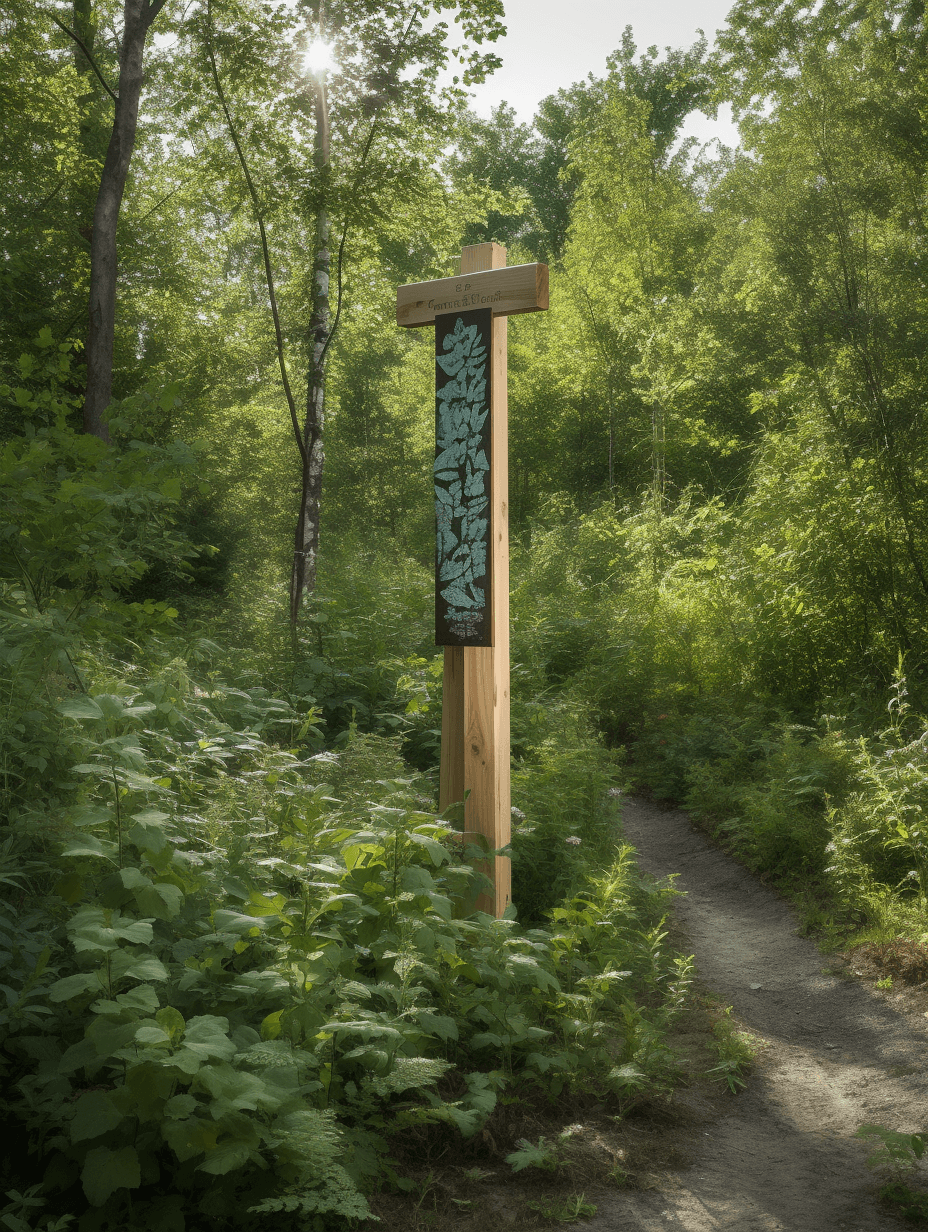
<box><xmin>396</xmin><ymin>243</ymin><xmax>549</xmax><ymax>917</ymax></box>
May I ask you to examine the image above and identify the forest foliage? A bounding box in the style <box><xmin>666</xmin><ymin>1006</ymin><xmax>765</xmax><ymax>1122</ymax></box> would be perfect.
<box><xmin>4</xmin><ymin>0</ymin><xmax>928</xmax><ymax>1227</ymax></box>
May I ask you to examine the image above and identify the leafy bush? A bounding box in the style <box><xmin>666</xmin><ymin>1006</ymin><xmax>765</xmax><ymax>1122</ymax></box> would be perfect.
<box><xmin>510</xmin><ymin>694</ymin><xmax>624</xmax><ymax>922</ymax></box>
<box><xmin>0</xmin><ymin>339</ymin><xmax>697</xmax><ymax>1229</ymax></box>
<box><xmin>826</xmin><ymin>726</ymin><xmax>928</xmax><ymax>913</ymax></box>
<box><xmin>0</xmin><ymin>667</ymin><xmax>691</xmax><ymax>1228</ymax></box>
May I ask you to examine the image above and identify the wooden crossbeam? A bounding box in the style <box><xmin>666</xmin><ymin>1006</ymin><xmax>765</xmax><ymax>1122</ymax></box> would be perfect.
<box><xmin>396</xmin><ymin>262</ymin><xmax>549</xmax><ymax>329</ymax></box>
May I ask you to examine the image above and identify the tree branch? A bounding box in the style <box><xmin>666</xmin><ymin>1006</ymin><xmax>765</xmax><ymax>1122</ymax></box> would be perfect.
<box><xmin>49</xmin><ymin>14</ymin><xmax>118</xmax><ymax>102</ymax></box>
<box><xmin>204</xmin><ymin>0</ymin><xmax>306</xmax><ymax>467</ymax></box>
<box><xmin>319</xmin><ymin>3</ymin><xmax>422</xmax><ymax>367</ymax></box>
<box><xmin>136</xmin><ymin>173</ymin><xmax>198</xmax><ymax>224</ymax></box>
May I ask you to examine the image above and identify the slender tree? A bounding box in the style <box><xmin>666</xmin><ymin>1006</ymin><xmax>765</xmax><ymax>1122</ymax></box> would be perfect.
<box><xmin>200</xmin><ymin>0</ymin><xmax>504</xmax><ymax>622</ymax></box>
<box><xmin>293</xmin><ymin>38</ymin><xmax>331</xmax><ymax>620</ymax></box>
<box><xmin>81</xmin><ymin>0</ymin><xmax>169</xmax><ymax>440</ymax></box>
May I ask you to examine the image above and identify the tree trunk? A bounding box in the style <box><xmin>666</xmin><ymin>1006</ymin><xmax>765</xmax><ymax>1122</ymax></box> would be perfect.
<box><xmin>83</xmin><ymin>0</ymin><xmax>164</xmax><ymax>441</ymax></box>
<box><xmin>289</xmin><ymin>71</ymin><xmax>330</xmax><ymax>623</ymax></box>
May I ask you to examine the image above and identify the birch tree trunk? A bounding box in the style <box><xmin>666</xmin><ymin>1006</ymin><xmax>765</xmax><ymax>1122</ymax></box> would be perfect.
<box><xmin>83</xmin><ymin>0</ymin><xmax>165</xmax><ymax>442</ymax></box>
<box><xmin>289</xmin><ymin>70</ymin><xmax>330</xmax><ymax>623</ymax></box>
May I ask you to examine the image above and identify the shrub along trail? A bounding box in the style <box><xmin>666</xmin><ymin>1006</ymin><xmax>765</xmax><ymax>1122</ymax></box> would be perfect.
<box><xmin>590</xmin><ymin>797</ymin><xmax>928</xmax><ymax>1232</ymax></box>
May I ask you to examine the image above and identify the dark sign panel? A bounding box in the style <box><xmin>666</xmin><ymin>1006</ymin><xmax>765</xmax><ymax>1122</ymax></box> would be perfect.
<box><xmin>434</xmin><ymin>309</ymin><xmax>492</xmax><ymax>647</ymax></box>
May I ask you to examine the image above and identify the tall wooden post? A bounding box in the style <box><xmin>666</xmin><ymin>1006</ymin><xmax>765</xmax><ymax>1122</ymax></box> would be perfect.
<box><xmin>396</xmin><ymin>246</ymin><xmax>548</xmax><ymax>917</ymax></box>
<box><xmin>456</xmin><ymin>242</ymin><xmax>509</xmax><ymax>914</ymax></box>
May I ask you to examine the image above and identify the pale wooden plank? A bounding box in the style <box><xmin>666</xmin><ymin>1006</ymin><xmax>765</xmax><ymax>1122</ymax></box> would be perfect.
<box><xmin>397</xmin><ymin>261</ymin><xmax>548</xmax><ymax>329</ymax></box>
<box><xmin>459</xmin><ymin>242</ymin><xmax>511</xmax><ymax>917</ymax></box>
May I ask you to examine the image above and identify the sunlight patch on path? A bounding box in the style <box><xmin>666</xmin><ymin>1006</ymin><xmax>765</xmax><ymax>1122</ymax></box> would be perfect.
<box><xmin>585</xmin><ymin>797</ymin><xmax>928</xmax><ymax>1232</ymax></box>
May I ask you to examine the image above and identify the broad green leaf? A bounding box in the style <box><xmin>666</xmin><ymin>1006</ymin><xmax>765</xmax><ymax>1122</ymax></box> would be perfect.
<box><xmin>68</xmin><ymin>804</ymin><xmax>111</xmax><ymax>828</ymax></box>
<box><xmin>61</xmin><ymin>835</ymin><xmax>116</xmax><ymax>862</ymax></box>
<box><xmin>169</xmin><ymin>1048</ymin><xmax>204</xmax><ymax>1076</ymax></box>
<box><xmin>59</xmin><ymin>1037</ymin><xmax>100</xmax><ymax>1074</ymax></box>
<box><xmin>156</xmin><ymin>1006</ymin><xmax>185</xmax><ymax>1040</ymax></box>
<box><xmin>247</xmin><ymin>891</ymin><xmax>287</xmax><ymax>917</ymax></box>
<box><xmin>81</xmin><ymin>1146</ymin><xmax>140</xmax><ymax>1206</ymax></box>
<box><xmin>67</xmin><ymin>909</ymin><xmax>149</xmax><ymax>953</ymax></box>
<box><xmin>128</xmin><ymin>821</ymin><xmax>169</xmax><ymax>854</ymax></box>
<box><xmin>49</xmin><ymin>972</ymin><xmax>103</xmax><ymax>1002</ymax></box>
<box><xmin>118</xmin><ymin>985</ymin><xmax>160</xmax><ymax>1012</ymax></box>
<box><xmin>416</xmin><ymin>1011</ymin><xmax>459</xmax><ymax>1041</ymax></box>
<box><xmin>212</xmin><ymin>909</ymin><xmax>267</xmax><ymax>935</ymax></box>
<box><xmin>134</xmin><ymin>1023</ymin><xmax>171</xmax><ymax>1047</ymax></box>
<box><xmin>196</xmin><ymin>1063</ymin><xmax>269</xmax><ymax>1110</ymax></box>
<box><xmin>197</xmin><ymin>1139</ymin><xmax>255</xmax><ymax>1175</ymax></box>
<box><xmin>469</xmin><ymin>1031</ymin><xmax>504</xmax><ymax>1049</ymax></box>
<box><xmin>260</xmin><ymin>1010</ymin><xmax>283</xmax><ymax>1040</ymax></box>
<box><xmin>164</xmin><ymin>1094</ymin><xmax>198</xmax><ymax>1120</ymax></box>
<box><xmin>132</xmin><ymin>808</ymin><xmax>170</xmax><ymax>825</ymax></box>
<box><xmin>54</xmin><ymin>872</ymin><xmax>84</xmax><ymax>903</ymax></box>
<box><xmin>134</xmin><ymin>882</ymin><xmax>183</xmax><ymax>920</ymax></box>
<box><xmin>406</xmin><ymin>831</ymin><xmax>451</xmax><ymax>866</ymax></box>
<box><xmin>400</xmin><ymin>865</ymin><xmax>436</xmax><ymax>893</ymax></box>
<box><xmin>180</xmin><ymin>1015</ymin><xmax>236</xmax><ymax>1060</ymax></box>
<box><xmin>71</xmin><ymin>1091</ymin><xmax>124</xmax><ymax>1143</ymax></box>
<box><xmin>59</xmin><ymin>697</ymin><xmax>105</xmax><ymax>721</ymax></box>
<box><xmin>120</xmin><ymin>867</ymin><xmax>151</xmax><ymax>890</ymax></box>
<box><xmin>121</xmin><ymin>954</ymin><xmax>168</xmax><ymax>982</ymax></box>
<box><xmin>162</xmin><ymin>1116</ymin><xmax>218</xmax><ymax>1161</ymax></box>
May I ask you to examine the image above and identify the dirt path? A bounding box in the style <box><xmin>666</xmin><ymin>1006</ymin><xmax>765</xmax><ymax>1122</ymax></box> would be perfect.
<box><xmin>587</xmin><ymin>797</ymin><xmax>928</xmax><ymax>1232</ymax></box>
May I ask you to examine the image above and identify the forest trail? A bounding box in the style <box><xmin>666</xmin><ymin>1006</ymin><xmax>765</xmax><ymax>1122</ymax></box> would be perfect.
<box><xmin>589</xmin><ymin>798</ymin><xmax>928</xmax><ymax>1232</ymax></box>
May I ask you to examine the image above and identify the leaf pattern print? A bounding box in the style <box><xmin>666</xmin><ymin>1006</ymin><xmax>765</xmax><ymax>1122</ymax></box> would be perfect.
<box><xmin>435</xmin><ymin>312</ymin><xmax>491</xmax><ymax>644</ymax></box>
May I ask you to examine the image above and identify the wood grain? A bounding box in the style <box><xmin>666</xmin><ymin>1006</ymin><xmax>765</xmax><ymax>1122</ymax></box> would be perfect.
<box><xmin>397</xmin><ymin>261</ymin><xmax>548</xmax><ymax>329</ymax></box>
<box><xmin>460</xmin><ymin>243</ymin><xmax>511</xmax><ymax>917</ymax></box>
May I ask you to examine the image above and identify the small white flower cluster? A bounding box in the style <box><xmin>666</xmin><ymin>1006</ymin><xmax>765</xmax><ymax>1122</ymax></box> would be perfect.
<box><xmin>607</xmin><ymin>787</ymin><xmax>623</xmax><ymax>799</ymax></box>
<box><xmin>565</xmin><ymin>835</ymin><xmax>581</xmax><ymax>846</ymax></box>
<box><xmin>511</xmin><ymin>806</ymin><xmax>526</xmax><ymax>820</ymax></box>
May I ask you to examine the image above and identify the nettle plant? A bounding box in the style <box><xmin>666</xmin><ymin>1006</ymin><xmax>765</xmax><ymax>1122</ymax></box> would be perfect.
<box><xmin>1</xmin><ymin>656</ymin><xmax>691</xmax><ymax>1231</ymax></box>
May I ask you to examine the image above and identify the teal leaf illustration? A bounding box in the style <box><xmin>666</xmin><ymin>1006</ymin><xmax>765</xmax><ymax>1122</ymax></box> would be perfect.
<box><xmin>464</xmin><ymin>516</ymin><xmax>488</xmax><ymax>543</ymax></box>
<box><xmin>440</xmin><ymin>556</ymin><xmax>468</xmax><ymax>582</ymax></box>
<box><xmin>464</xmin><ymin>469</ymin><xmax>485</xmax><ymax>498</ymax></box>
<box><xmin>438</xmin><ymin>528</ymin><xmax>458</xmax><ymax>556</ymax></box>
<box><xmin>437</xmin><ymin>373</ymin><xmax>467</xmax><ymax>404</ymax></box>
<box><xmin>441</xmin><ymin>584</ymin><xmax>474</xmax><ymax>608</ymax></box>
<box><xmin>436</xmin><ymin>314</ymin><xmax>492</xmax><ymax>640</ymax></box>
<box><xmin>435</xmin><ymin>443</ymin><xmax>465</xmax><ymax>471</ymax></box>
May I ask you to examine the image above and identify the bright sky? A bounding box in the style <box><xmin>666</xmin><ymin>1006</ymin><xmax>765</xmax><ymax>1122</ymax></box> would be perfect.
<box><xmin>465</xmin><ymin>0</ymin><xmax>739</xmax><ymax>148</ymax></box>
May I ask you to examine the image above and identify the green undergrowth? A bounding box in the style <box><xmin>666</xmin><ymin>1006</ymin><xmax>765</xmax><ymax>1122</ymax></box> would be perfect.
<box><xmin>0</xmin><ymin>385</ymin><xmax>692</xmax><ymax>1230</ymax></box>
<box><xmin>855</xmin><ymin>1125</ymin><xmax>928</xmax><ymax>1224</ymax></box>
<box><xmin>503</xmin><ymin>500</ymin><xmax>928</xmax><ymax>953</ymax></box>
<box><xmin>628</xmin><ymin>687</ymin><xmax>928</xmax><ymax>948</ymax></box>
<box><xmin>0</xmin><ymin>636</ymin><xmax>691</xmax><ymax>1231</ymax></box>
<box><xmin>880</xmin><ymin>1182</ymin><xmax>928</xmax><ymax>1225</ymax></box>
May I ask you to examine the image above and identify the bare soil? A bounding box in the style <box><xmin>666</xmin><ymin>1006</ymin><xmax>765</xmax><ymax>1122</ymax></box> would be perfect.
<box><xmin>373</xmin><ymin>797</ymin><xmax>928</xmax><ymax>1232</ymax></box>
<box><xmin>586</xmin><ymin>796</ymin><xmax>928</xmax><ymax>1231</ymax></box>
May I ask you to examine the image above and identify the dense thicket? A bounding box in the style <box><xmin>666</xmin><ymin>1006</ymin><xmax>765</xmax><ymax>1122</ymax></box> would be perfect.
<box><xmin>5</xmin><ymin>0</ymin><xmax>928</xmax><ymax>1227</ymax></box>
